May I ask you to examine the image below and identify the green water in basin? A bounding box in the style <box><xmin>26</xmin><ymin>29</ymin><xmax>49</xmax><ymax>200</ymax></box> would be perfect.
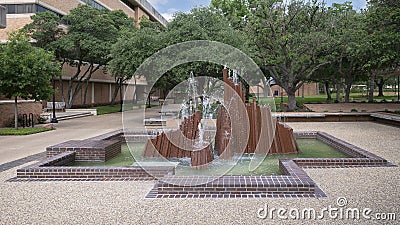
<box><xmin>73</xmin><ymin>139</ymin><xmax>350</xmax><ymax>175</ymax></box>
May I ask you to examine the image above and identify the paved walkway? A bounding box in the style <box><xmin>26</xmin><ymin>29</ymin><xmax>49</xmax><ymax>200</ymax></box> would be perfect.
<box><xmin>0</xmin><ymin>110</ymin><xmax>140</xmax><ymax>165</ymax></box>
<box><xmin>0</xmin><ymin>121</ymin><xmax>398</xmax><ymax>224</ymax></box>
<box><xmin>0</xmin><ymin>106</ymin><xmax>172</xmax><ymax>165</ymax></box>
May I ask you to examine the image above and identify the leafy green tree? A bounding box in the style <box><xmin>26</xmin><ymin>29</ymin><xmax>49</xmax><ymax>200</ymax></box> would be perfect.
<box><xmin>165</xmin><ymin>7</ymin><xmax>248</xmax><ymax>89</ymax></box>
<box><xmin>326</xmin><ymin>2</ymin><xmax>369</xmax><ymax>103</ymax></box>
<box><xmin>53</xmin><ymin>5</ymin><xmax>134</xmax><ymax>108</ymax></box>
<box><xmin>210</xmin><ymin>0</ymin><xmax>253</xmax><ymax>28</ymax></box>
<box><xmin>109</xmin><ymin>7</ymin><xmax>248</xmax><ymax>106</ymax></box>
<box><xmin>247</xmin><ymin>0</ymin><xmax>333</xmax><ymax>111</ymax></box>
<box><xmin>364</xmin><ymin>0</ymin><xmax>400</xmax><ymax>101</ymax></box>
<box><xmin>109</xmin><ymin>18</ymin><xmax>166</xmax><ymax>105</ymax></box>
<box><xmin>0</xmin><ymin>32</ymin><xmax>60</xmax><ymax>129</ymax></box>
<box><xmin>23</xmin><ymin>11</ymin><xmax>64</xmax><ymax>52</ymax></box>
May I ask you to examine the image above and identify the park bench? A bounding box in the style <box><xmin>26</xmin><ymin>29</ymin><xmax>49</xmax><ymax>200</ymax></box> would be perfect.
<box><xmin>46</xmin><ymin>102</ymin><xmax>66</xmax><ymax>112</ymax></box>
<box><xmin>143</xmin><ymin>118</ymin><xmax>166</xmax><ymax>126</ymax></box>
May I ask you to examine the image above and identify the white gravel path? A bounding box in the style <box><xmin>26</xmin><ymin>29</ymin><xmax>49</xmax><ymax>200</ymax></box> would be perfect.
<box><xmin>0</xmin><ymin>122</ymin><xmax>398</xmax><ymax>224</ymax></box>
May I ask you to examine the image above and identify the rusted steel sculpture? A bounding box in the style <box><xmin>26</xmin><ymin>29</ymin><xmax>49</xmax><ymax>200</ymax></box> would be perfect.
<box><xmin>143</xmin><ymin>68</ymin><xmax>299</xmax><ymax>167</ymax></box>
<box><xmin>143</xmin><ymin>110</ymin><xmax>214</xmax><ymax>167</ymax></box>
<box><xmin>215</xmin><ymin>68</ymin><xmax>299</xmax><ymax>158</ymax></box>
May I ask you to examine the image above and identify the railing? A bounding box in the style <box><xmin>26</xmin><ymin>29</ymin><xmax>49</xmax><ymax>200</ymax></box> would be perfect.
<box><xmin>134</xmin><ymin>0</ymin><xmax>168</xmax><ymax>26</ymax></box>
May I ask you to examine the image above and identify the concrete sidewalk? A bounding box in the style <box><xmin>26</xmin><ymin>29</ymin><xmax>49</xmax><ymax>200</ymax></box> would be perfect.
<box><xmin>0</xmin><ymin>121</ymin><xmax>398</xmax><ymax>224</ymax></box>
<box><xmin>0</xmin><ymin>109</ymin><xmax>146</xmax><ymax>165</ymax></box>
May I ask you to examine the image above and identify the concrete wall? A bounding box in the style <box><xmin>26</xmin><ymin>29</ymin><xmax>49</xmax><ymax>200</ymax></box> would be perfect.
<box><xmin>0</xmin><ymin>101</ymin><xmax>42</xmax><ymax>127</ymax></box>
<box><xmin>98</xmin><ymin>0</ymin><xmax>135</xmax><ymax>18</ymax></box>
<box><xmin>270</xmin><ymin>83</ymin><xmax>319</xmax><ymax>97</ymax></box>
<box><xmin>0</xmin><ymin>16</ymin><xmax>32</xmax><ymax>41</ymax></box>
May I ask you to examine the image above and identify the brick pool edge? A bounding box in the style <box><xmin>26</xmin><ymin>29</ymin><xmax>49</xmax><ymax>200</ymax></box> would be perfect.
<box><xmin>8</xmin><ymin>129</ymin><xmax>396</xmax><ymax>199</ymax></box>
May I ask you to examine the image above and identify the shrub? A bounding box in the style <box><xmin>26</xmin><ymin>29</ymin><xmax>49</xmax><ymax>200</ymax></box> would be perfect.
<box><xmin>3</xmin><ymin>116</ymin><xmax>24</xmax><ymax>128</ymax></box>
<box><xmin>394</xmin><ymin>110</ymin><xmax>400</xmax><ymax>115</ymax></box>
<box><xmin>37</xmin><ymin>115</ymin><xmax>47</xmax><ymax>124</ymax></box>
<box><xmin>351</xmin><ymin>109</ymin><xmax>358</xmax><ymax>112</ymax></box>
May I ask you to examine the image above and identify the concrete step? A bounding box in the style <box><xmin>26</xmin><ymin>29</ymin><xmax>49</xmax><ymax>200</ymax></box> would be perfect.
<box><xmin>57</xmin><ymin>112</ymin><xmax>93</xmax><ymax>121</ymax></box>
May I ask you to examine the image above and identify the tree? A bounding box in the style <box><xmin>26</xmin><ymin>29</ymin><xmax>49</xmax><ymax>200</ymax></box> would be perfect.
<box><xmin>364</xmin><ymin>0</ymin><xmax>400</xmax><ymax>102</ymax></box>
<box><xmin>211</xmin><ymin>0</ymin><xmax>254</xmax><ymax>29</ymax></box>
<box><xmin>109</xmin><ymin>18</ymin><xmax>166</xmax><ymax>105</ymax></box>
<box><xmin>109</xmin><ymin>7</ymin><xmax>248</xmax><ymax>107</ymax></box>
<box><xmin>0</xmin><ymin>32</ymin><xmax>60</xmax><ymax>129</ymax></box>
<box><xmin>165</xmin><ymin>7</ymin><xmax>248</xmax><ymax>87</ymax></box>
<box><xmin>247</xmin><ymin>0</ymin><xmax>333</xmax><ymax>111</ymax></box>
<box><xmin>23</xmin><ymin>11</ymin><xmax>64</xmax><ymax>52</ymax></box>
<box><xmin>46</xmin><ymin>5</ymin><xmax>135</xmax><ymax>108</ymax></box>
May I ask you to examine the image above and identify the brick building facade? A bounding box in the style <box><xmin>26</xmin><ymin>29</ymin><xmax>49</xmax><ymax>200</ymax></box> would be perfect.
<box><xmin>0</xmin><ymin>0</ymin><xmax>167</xmax><ymax>107</ymax></box>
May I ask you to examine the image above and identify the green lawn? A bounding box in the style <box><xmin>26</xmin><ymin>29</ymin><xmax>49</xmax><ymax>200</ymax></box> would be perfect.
<box><xmin>0</xmin><ymin>127</ymin><xmax>54</xmax><ymax>136</ymax></box>
<box><xmin>94</xmin><ymin>103</ymin><xmax>158</xmax><ymax>115</ymax></box>
<box><xmin>256</xmin><ymin>93</ymin><xmax>399</xmax><ymax>111</ymax></box>
<box><xmin>94</xmin><ymin>104</ymin><xmax>124</xmax><ymax>115</ymax></box>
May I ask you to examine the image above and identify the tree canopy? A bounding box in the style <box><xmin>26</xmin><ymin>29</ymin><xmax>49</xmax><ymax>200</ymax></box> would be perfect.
<box><xmin>0</xmin><ymin>32</ymin><xmax>60</xmax><ymax>128</ymax></box>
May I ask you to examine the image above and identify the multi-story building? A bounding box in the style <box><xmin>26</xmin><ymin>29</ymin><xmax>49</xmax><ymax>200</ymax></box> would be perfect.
<box><xmin>0</xmin><ymin>0</ymin><xmax>167</xmax><ymax>43</ymax></box>
<box><xmin>0</xmin><ymin>0</ymin><xmax>167</xmax><ymax>126</ymax></box>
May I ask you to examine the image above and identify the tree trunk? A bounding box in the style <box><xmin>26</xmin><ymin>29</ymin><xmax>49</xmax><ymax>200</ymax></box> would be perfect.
<box><xmin>376</xmin><ymin>77</ymin><xmax>385</xmax><ymax>97</ymax></box>
<box><xmin>133</xmin><ymin>78</ymin><xmax>137</xmax><ymax>104</ymax></box>
<box><xmin>287</xmin><ymin>90</ymin><xmax>297</xmax><ymax>111</ymax></box>
<box><xmin>336</xmin><ymin>82</ymin><xmax>341</xmax><ymax>102</ymax></box>
<box><xmin>344</xmin><ymin>84</ymin><xmax>351</xmax><ymax>103</ymax></box>
<box><xmin>147</xmin><ymin>94</ymin><xmax>151</xmax><ymax>108</ymax></box>
<box><xmin>368</xmin><ymin>74</ymin><xmax>375</xmax><ymax>103</ymax></box>
<box><xmin>14</xmin><ymin>96</ymin><xmax>18</xmax><ymax>130</ymax></box>
<box><xmin>111</xmin><ymin>79</ymin><xmax>121</xmax><ymax>106</ymax></box>
<box><xmin>119</xmin><ymin>78</ymin><xmax>123</xmax><ymax>112</ymax></box>
<box><xmin>324</xmin><ymin>81</ymin><xmax>332</xmax><ymax>102</ymax></box>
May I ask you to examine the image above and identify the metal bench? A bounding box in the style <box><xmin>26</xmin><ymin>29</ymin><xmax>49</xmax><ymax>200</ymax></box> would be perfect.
<box><xmin>144</xmin><ymin>118</ymin><xmax>166</xmax><ymax>126</ymax></box>
<box><xmin>46</xmin><ymin>102</ymin><xmax>66</xmax><ymax>112</ymax></box>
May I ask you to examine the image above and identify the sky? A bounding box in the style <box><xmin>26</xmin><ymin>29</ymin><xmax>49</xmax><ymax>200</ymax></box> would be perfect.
<box><xmin>148</xmin><ymin>0</ymin><xmax>368</xmax><ymax>21</ymax></box>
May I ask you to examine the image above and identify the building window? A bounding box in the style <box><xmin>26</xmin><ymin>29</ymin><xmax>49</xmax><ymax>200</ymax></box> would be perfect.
<box><xmin>5</xmin><ymin>4</ymin><xmax>62</xmax><ymax>17</ymax></box>
<box><xmin>121</xmin><ymin>0</ymin><xmax>136</xmax><ymax>11</ymax></box>
<box><xmin>80</xmin><ymin>0</ymin><xmax>106</xmax><ymax>10</ymax></box>
<box><xmin>0</xmin><ymin>5</ymin><xmax>6</xmax><ymax>28</ymax></box>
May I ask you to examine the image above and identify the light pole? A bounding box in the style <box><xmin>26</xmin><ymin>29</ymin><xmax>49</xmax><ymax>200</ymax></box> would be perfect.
<box><xmin>397</xmin><ymin>75</ymin><xmax>399</xmax><ymax>102</ymax></box>
<box><xmin>51</xmin><ymin>63</ymin><xmax>58</xmax><ymax>123</ymax></box>
<box><xmin>119</xmin><ymin>77</ymin><xmax>123</xmax><ymax>112</ymax></box>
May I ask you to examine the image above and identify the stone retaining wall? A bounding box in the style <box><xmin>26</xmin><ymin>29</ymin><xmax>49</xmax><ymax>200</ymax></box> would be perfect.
<box><xmin>0</xmin><ymin>101</ymin><xmax>42</xmax><ymax>127</ymax></box>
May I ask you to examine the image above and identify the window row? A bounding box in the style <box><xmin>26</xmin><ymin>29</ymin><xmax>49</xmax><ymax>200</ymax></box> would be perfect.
<box><xmin>5</xmin><ymin>4</ymin><xmax>62</xmax><ymax>16</ymax></box>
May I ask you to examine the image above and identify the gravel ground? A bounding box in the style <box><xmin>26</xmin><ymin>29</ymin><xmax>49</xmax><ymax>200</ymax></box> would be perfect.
<box><xmin>0</xmin><ymin>122</ymin><xmax>399</xmax><ymax>224</ymax></box>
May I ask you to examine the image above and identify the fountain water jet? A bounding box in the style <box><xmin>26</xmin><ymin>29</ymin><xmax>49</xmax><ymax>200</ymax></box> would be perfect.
<box><xmin>143</xmin><ymin>68</ymin><xmax>299</xmax><ymax>168</ymax></box>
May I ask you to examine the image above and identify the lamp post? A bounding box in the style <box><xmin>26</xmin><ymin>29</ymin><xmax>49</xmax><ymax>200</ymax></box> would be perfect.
<box><xmin>397</xmin><ymin>75</ymin><xmax>399</xmax><ymax>102</ymax></box>
<box><xmin>51</xmin><ymin>63</ymin><xmax>58</xmax><ymax>123</ymax></box>
<box><xmin>119</xmin><ymin>77</ymin><xmax>123</xmax><ymax>112</ymax></box>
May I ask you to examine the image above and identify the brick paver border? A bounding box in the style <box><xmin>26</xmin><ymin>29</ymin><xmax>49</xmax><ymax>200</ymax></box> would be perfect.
<box><xmin>5</xmin><ymin>129</ymin><xmax>396</xmax><ymax>199</ymax></box>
